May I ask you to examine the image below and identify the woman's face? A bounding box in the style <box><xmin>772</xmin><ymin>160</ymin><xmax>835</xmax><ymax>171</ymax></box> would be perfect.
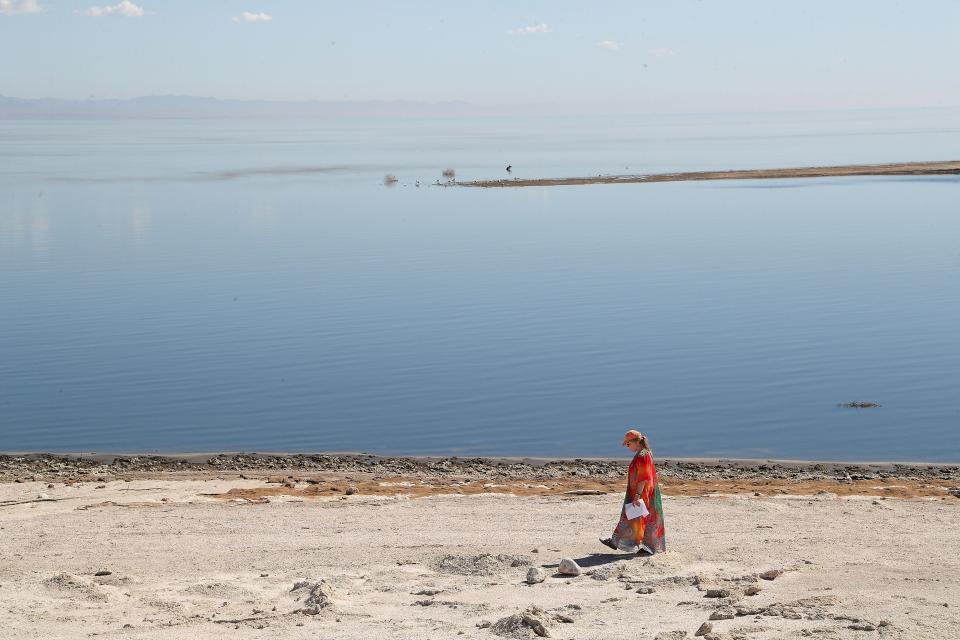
<box><xmin>625</xmin><ymin>440</ymin><xmax>641</xmax><ymax>453</ymax></box>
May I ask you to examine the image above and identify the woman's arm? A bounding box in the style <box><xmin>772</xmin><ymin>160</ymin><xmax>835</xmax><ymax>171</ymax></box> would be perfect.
<box><xmin>632</xmin><ymin>481</ymin><xmax>647</xmax><ymax>507</ymax></box>
<box><xmin>631</xmin><ymin>453</ymin><xmax>650</xmax><ymax>506</ymax></box>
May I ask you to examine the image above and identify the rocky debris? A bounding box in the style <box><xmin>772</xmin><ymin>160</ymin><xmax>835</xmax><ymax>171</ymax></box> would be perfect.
<box><xmin>42</xmin><ymin>572</ymin><xmax>108</xmax><ymax>601</ymax></box>
<box><xmin>637</xmin><ymin>586</ymin><xmax>656</xmax><ymax>594</ymax></box>
<box><xmin>184</xmin><ymin>581</ymin><xmax>247</xmax><ymax>598</ymax></box>
<box><xmin>587</xmin><ymin>565</ymin><xmax>625</xmax><ymax>581</ymax></box>
<box><xmin>526</xmin><ymin>568</ymin><xmax>546</xmax><ymax>584</ymax></box>
<box><xmin>794</xmin><ymin>596</ymin><xmax>840</xmax><ymax>607</ymax></box>
<box><xmin>731</xmin><ymin>595</ymin><xmax>840</xmax><ymax>621</ymax></box>
<box><xmin>849</xmin><ymin>623</ymin><xmax>877</xmax><ymax>631</ymax></box>
<box><xmin>491</xmin><ymin>605</ymin><xmax>565</xmax><ymax>638</ymax></box>
<box><xmin>709</xmin><ymin>607</ymin><xmax>736</xmax><ymax>620</ymax></box>
<box><xmin>631</xmin><ymin>574</ymin><xmax>699</xmax><ymax>590</ymax></box>
<box><xmin>413</xmin><ymin>599</ymin><xmax>439</xmax><ymax>606</ymax></box>
<box><xmin>436</xmin><ymin>554</ymin><xmax>532</xmax><ymax>576</ymax></box>
<box><xmin>557</xmin><ymin>558</ymin><xmax>581</xmax><ymax>576</ymax></box>
<box><xmin>694</xmin><ymin>622</ymin><xmax>713</xmax><ymax>636</ymax></box>
<box><xmin>744</xmin><ymin>585</ymin><xmax>762</xmax><ymax>596</ymax></box>
<box><xmin>759</xmin><ymin>569</ymin><xmax>783</xmax><ymax>581</ymax></box>
<box><xmin>3</xmin><ymin>452</ymin><xmax>958</xmax><ymax>484</ymax></box>
<box><xmin>412</xmin><ymin>588</ymin><xmax>443</xmax><ymax>596</ymax></box>
<box><xmin>705</xmin><ymin>589</ymin><xmax>730</xmax><ymax>598</ymax></box>
<box><xmin>291</xmin><ymin>579</ymin><xmax>335</xmax><ymax>615</ymax></box>
<box><xmin>948</xmin><ymin>487</ymin><xmax>960</xmax><ymax>498</ymax></box>
<box><xmin>93</xmin><ymin>569</ymin><xmax>112</xmax><ymax>577</ymax></box>
<box><xmin>654</xmin><ymin>632</ymin><xmax>687</xmax><ymax>640</ymax></box>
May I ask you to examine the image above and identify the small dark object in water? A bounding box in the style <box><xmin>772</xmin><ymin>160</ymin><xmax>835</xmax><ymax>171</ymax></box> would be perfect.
<box><xmin>442</xmin><ymin>168</ymin><xmax>456</xmax><ymax>179</ymax></box>
<box><xmin>506</xmin><ymin>165</ymin><xmax>512</xmax><ymax>172</ymax></box>
<box><xmin>837</xmin><ymin>401</ymin><xmax>882</xmax><ymax>408</ymax></box>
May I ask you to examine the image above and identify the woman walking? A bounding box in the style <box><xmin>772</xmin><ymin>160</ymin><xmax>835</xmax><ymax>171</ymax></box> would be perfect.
<box><xmin>601</xmin><ymin>429</ymin><xmax>666</xmax><ymax>555</ymax></box>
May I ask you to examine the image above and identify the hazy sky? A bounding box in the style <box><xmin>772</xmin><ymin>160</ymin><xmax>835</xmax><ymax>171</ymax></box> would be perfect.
<box><xmin>2</xmin><ymin>0</ymin><xmax>959</xmax><ymax>112</ymax></box>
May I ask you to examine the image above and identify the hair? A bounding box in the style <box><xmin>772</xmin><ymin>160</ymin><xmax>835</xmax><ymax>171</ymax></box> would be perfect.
<box><xmin>637</xmin><ymin>434</ymin><xmax>651</xmax><ymax>452</ymax></box>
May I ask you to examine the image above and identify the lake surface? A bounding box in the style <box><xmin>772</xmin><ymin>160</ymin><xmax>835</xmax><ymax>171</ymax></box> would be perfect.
<box><xmin>1</xmin><ymin>109</ymin><xmax>959</xmax><ymax>460</ymax></box>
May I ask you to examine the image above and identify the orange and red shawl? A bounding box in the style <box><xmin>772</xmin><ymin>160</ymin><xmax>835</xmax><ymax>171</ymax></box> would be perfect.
<box><xmin>610</xmin><ymin>448</ymin><xmax>666</xmax><ymax>552</ymax></box>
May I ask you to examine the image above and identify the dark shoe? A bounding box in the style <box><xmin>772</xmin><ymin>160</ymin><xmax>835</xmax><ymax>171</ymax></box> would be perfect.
<box><xmin>599</xmin><ymin>537</ymin><xmax>617</xmax><ymax>550</ymax></box>
<box><xmin>636</xmin><ymin>543</ymin><xmax>654</xmax><ymax>557</ymax></box>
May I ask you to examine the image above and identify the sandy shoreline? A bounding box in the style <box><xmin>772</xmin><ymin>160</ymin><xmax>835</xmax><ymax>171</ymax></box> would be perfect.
<box><xmin>4</xmin><ymin>454</ymin><xmax>958</xmax><ymax>638</ymax></box>
<box><xmin>2</xmin><ymin>471</ymin><xmax>958</xmax><ymax>639</ymax></box>
<box><xmin>457</xmin><ymin>159</ymin><xmax>960</xmax><ymax>188</ymax></box>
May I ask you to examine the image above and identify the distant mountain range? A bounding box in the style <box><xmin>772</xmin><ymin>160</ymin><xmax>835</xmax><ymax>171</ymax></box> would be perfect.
<box><xmin>0</xmin><ymin>95</ymin><xmax>483</xmax><ymax>118</ymax></box>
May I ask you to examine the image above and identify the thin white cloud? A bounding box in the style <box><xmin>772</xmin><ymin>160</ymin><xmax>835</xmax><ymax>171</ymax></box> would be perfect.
<box><xmin>84</xmin><ymin>1</ymin><xmax>144</xmax><ymax>17</ymax></box>
<box><xmin>232</xmin><ymin>11</ymin><xmax>272</xmax><ymax>23</ymax></box>
<box><xmin>595</xmin><ymin>40</ymin><xmax>620</xmax><ymax>51</ymax></box>
<box><xmin>508</xmin><ymin>23</ymin><xmax>550</xmax><ymax>35</ymax></box>
<box><xmin>0</xmin><ymin>0</ymin><xmax>44</xmax><ymax>15</ymax></box>
<box><xmin>649</xmin><ymin>47</ymin><xmax>677</xmax><ymax>58</ymax></box>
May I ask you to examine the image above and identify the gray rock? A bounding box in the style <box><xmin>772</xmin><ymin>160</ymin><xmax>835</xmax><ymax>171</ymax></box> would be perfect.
<box><xmin>291</xmin><ymin>579</ymin><xmax>335</xmax><ymax>615</ymax></box>
<box><xmin>759</xmin><ymin>569</ymin><xmax>783</xmax><ymax>580</ymax></box>
<box><xmin>709</xmin><ymin>607</ymin><xmax>736</xmax><ymax>620</ymax></box>
<box><xmin>849</xmin><ymin>623</ymin><xmax>877</xmax><ymax>631</ymax></box>
<box><xmin>558</xmin><ymin>558</ymin><xmax>581</xmax><ymax>576</ymax></box>
<box><xmin>636</xmin><ymin>586</ymin><xmax>656</xmax><ymax>594</ymax></box>
<box><xmin>744</xmin><ymin>585</ymin><xmax>762</xmax><ymax>596</ymax></box>
<box><xmin>526</xmin><ymin>567</ymin><xmax>546</xmax><ymax>584</ymax></box>
<box><xmin>94</xmin><ymin>570</ymin><xmax>112</xmax><ymax>577</ymax></box>
<box><xmin>705</xmin><ymin>589</ymin><xmax>730</xmax><ymax>598</ymax></box>
<box><xmin>695</xmin><ymin>622</ymin><xmax>713</xmax><ymax>636</ymax></box>
<box><xmin>654</xmin><ymin>632</ymin><xmax>687</xmax><ymax>640</ymax></box>
<box><xmin>492</xmin><ymin>605</ymin><xmax>554</xmax><ymax>638</ymax></box>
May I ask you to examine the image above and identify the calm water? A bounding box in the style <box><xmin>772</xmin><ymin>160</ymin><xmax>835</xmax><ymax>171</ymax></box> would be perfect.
<box><xmin>1</xmin><ymin>109</ymin><xmax>959</xmax><ymax>460</ymax></box>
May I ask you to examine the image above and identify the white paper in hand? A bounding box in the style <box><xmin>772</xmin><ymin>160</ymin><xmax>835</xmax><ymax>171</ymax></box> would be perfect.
<box><xmin>624</xmin><ymin>500</ymin><xmax>650</xmax><ymax>521</ymax></box>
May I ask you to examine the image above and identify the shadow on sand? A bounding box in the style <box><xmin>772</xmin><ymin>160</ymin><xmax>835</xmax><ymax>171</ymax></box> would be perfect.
<box><xmin>541</xmin><ymin>552</ymin><xmax>633</xmax><ymax>573</ymax></box>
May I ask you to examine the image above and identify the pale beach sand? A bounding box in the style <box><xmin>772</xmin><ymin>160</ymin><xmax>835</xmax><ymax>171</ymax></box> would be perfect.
<box><xmin>2</xmin><ymin>456</ymin><xmax>958</xmax><ymax>639</ymax></box>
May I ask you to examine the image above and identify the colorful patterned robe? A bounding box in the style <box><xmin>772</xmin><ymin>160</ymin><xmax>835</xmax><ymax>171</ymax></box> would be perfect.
<box><xmin>610</xmin><ymin>449</ymin><xmax>666</xmax><ymax>552</ymax></box>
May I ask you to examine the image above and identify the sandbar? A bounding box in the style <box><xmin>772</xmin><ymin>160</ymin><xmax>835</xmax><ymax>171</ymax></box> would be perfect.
<box><xmin>458</xmin><ymin>159</ymin><xmax>960</xmax><ymax>188</ymax></box>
